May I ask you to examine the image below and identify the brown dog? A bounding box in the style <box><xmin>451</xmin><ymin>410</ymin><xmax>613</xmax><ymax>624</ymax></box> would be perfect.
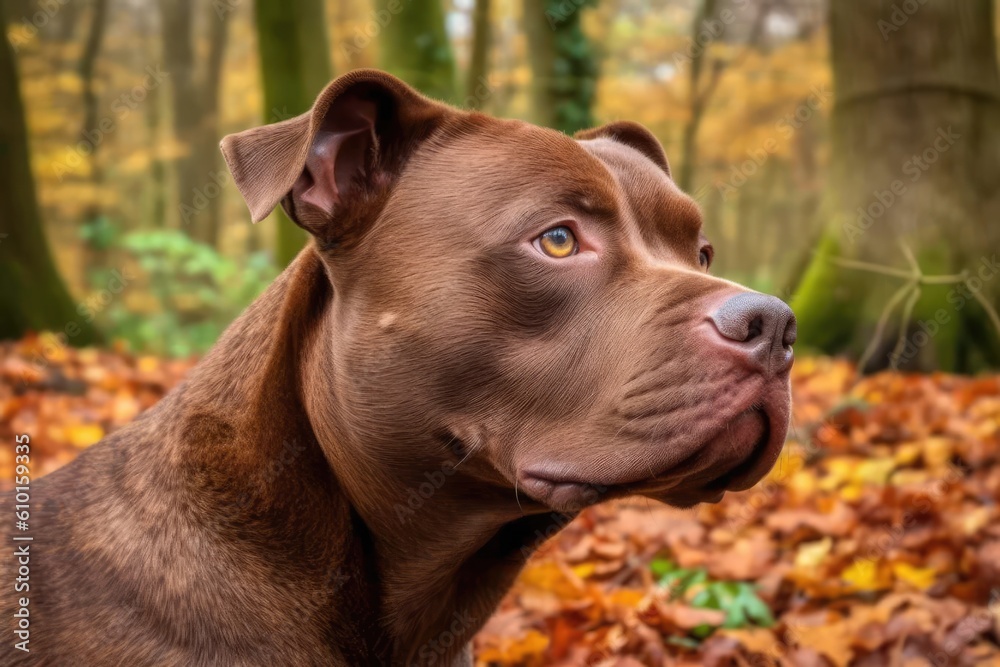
<box><xmin>2</xmin><ymin>69</ymin><xmax>794</xmax><ymax>666</ymax></box>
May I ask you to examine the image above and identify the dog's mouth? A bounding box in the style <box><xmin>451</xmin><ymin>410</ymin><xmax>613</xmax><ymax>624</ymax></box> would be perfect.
<box><xmin>518</xmin><ymin>401</ymin><xmax>786</xmax><ymax>513</ymax></box>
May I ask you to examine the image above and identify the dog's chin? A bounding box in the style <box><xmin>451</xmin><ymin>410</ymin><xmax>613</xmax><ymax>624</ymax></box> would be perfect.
<box><xmin>518</xmin><ymin>406</ymin><xmax>788</xmax><ymax>514</ymax></box>
<box><xmin>638</xmin><ymin>407</ymin><xmax>781</xmax><ymax>507</ymax></box>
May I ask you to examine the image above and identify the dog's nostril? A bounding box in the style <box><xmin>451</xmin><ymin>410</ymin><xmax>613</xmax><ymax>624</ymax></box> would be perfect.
<box><xmin>746</xmin><ymin>316</ymin><xmax>764</xmax><ymax>342</ymax></box>
<box><xmin>782</xmin><ymin>316</ymin><xmax>798</xmax><ymax>348</ymax></box>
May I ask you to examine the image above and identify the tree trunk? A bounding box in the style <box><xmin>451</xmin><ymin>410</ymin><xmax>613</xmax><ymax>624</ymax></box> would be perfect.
<box><xmin>158</xmin><ymin>0</ymin><xmax>201</xmax><ymax>233</ymax></box>
<box><xmin>523</xmin><ymin>0</ymin><xmax>598</xmax><ymax>134</ymax></box>
<box><xmin>791</xmin><ymin>0</ymin><xmax>1000</xmax><ymax>372</ymax></box>
<box><xmin>159</xmin><ymin>0</ymin><xmax>230</xmax><ymax>248</ymax></box>
<box><xmin>253</xmin><ymin>0</ymin><xmax>333</xmax><ymax>266</ymax></box>
<box><xmin>79</xmin><ymin>0</ymin><xmax>107</xmax><ymax>148</ymax></box>
<box><xmin>0</xmin><ymin>10</ymin><xmax>98</xmax><ymax>344</ymax></box>
<box><xmin>79</xmin><ymin>0</ymin><xmax>109</xmax><ymax>282</ymax></box>
<box><xmin>195</xmin><ymin>3</ymin><xmax>229</xmax><ymax>247</ymax></box>
<box><xmin>465</xmin><ymin>0</ymin><xmax>491</xmax><ymax>109</ymax></box>
<box><xmin>677</xmin><ymin>0</ymin><xmax>719</xmax><ymax>193</ymax></box>
<box><xmin>376</xmin><ymin>0</ymin><xmax>455</xmax><ymax>101</ymax></box>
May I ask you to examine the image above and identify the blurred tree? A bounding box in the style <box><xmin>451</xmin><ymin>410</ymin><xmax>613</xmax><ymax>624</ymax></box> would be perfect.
<box><xmin>79</xmin><ymin>0</ymin><xmax>108</xmax><ymax>149</ymax></box>
<box><xmin>466</xmin><ymin>0</ymin><xmax>492</xmax><ymax>108</ymax></box>
<box><xmin>677</xmin><ymin>0</ymin><xmax>773</xmax><ymax>193</ymax></box>
<box><xmin>79</xmin><ymin>0</ymin><xmax>110</xmax><ymax>279</ymax></box>
<box><xmin>677</xmin><ymin>0</ymin><xmax>720</xmax><ymax>192</ymax></box>
<box><xmin>376</xmin><ymin>0</ymin><xmax>456</xmax><ymax>101</ymax></box>
<box><xmin>253</xmin><ymin>0</ymin><xmax>332</xmax><ymax>266</ymax></box>
<box><xmin>792</xmin><ymin>0</ymin><xmax>1000</xmax><ymax>372</ymax></box>
<box><xmin>0</xmin><ymin>7</ymin><xmax>98</xmax><ymax>344</ymax></box>
<box><xmin>523</xmin><ymin>0</ymin><xmax>598</xmax><ymax>134</ymax></box>
<box><xmin>158</xmin><ymin>0</ymin><xmax>230</xmax><ymax>248</ymax></box>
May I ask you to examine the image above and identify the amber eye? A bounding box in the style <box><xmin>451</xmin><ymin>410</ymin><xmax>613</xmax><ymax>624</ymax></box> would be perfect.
<box><xmin>537</xmin><ymin>226</ymin><xmax>578</xmax><ymax>258</ymax></box>
<box><xmin>699</xmin><ymin>245</ymin><xmax>713</xmax><ymax>269</ymax></box>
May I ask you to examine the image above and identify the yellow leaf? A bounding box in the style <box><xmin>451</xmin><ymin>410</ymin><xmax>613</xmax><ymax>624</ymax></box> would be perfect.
<box><xmin>893</xmin><ymin>442</ymin><xmax>922</xmax><ymax>466</ymax></box>
<box><xmin>892</xmin><ymin>563</ymin><xmax>936</xmax><ymax>590</ymax></box>
<box><xmin>890</xmin><ymin>469</ymin><xmax>931</xmax><ymax>487</ymax></box>
<box><xmin>923</xmin><ymin>437</ymin><xmax>953</xmax><ymax>468</ymax></box>
<box><xmin>477</xmin><ymin>629</ymin><xmax>550</xmax><ymax>663</ymax></box>
<box><xmin>854</xmin><ymin>457</ymin><xmax>896</xmax><ymax>486</ymax></box>
<box><xmin>38</xmin><ymin>332</ymin><xmax>69</xmax><ymax>363</ymax></box>
<box><xmin>841</xmin><ymin>559</ymin><xmax>892</xmax><ymax>593</ymax></box>
<box><xmin>840</xmin><ymin>482</ymin><xmax>864</xmax><ymax>502</ymax></box>
<box><xmin>795</xmin><ymin>537</ymin><xmax>833</xmax><ymax>569</ymax></box>
<box><xmin>606</xmin><ymin>589</ymin><xmax>646</xmax><ymax>608</ymax></box>
<box><xmin>137</xmin><ymin>356</ymin><xmax>159</xmax><ymax>374</ymax></box>
<box><xmin>961</xmin><ymin>506</ymin><xmax>994</xmax><ymax>536</ymax></box>
<box><xmin>66</xmin><ymin>424</ymin><xmax>104</xmax><ymax>448</ymax></box>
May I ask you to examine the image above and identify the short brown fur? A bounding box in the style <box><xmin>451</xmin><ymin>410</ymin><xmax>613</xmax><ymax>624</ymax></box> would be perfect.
<box><xmin>2</xmin><ymin>70</ymin><xmax>792</xmax><ymax>666</ymax></box>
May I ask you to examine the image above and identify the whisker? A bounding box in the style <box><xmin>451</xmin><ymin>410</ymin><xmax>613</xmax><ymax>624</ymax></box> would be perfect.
<box><xmin>453</xmin><ymin>442</ymin><xmax>476</xmax><ymax>469</ymax></box>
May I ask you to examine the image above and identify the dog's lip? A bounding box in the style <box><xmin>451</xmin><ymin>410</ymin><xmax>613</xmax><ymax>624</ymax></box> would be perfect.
<box><xmin>518</xmin><ymin>391</ymin><xmax>788</xmax><ymax>508</ymax></box>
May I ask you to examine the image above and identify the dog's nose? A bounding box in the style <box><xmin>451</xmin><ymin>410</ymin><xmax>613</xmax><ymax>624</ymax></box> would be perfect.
<box><xmin>709</xmin><ymin>293</ymin><xmax>796</xmax><ymax>375</ymax></box>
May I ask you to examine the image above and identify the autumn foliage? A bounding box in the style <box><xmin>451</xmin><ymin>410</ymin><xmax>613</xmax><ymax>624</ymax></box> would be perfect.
<box><xmin>2</xmin><ymin>336</ymin><xmax>999</xmax><ymax>666</ymax></box>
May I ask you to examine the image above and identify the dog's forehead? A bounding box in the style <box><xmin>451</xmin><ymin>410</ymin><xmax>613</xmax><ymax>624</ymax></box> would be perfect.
<box><xmin>577</xmin><ymin>137</ymin><xmax>704</xmax><ymax>252</ymax></box>
<box><xmin>399</xmin><ymin>117</ymin><xmax>703</xmax><ymax>255</ymax></box>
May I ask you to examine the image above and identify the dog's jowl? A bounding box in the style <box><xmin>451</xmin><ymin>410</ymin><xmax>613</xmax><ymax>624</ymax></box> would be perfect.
<box><xmin>1</xmin><ymin>70</ymin><xmax>794</xmax><ymax>666</ymax></box>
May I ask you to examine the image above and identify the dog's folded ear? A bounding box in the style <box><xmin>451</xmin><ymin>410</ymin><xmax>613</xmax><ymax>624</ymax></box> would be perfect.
<box><xmin>575</xmin><ymin>121</ymin><xmax>671</xmax><ymax>178</ymax></box>
<box><xmin>220</xmin><ymin>69</ymin><xmax>449</xmax><ymax>236</ymax></box>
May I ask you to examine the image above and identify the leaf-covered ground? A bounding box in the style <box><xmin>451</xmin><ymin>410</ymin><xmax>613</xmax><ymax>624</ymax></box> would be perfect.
<box><xmin>2</xmin><ymin>334</ymin><xmax>999</xmax><ymax>666</ymax></box>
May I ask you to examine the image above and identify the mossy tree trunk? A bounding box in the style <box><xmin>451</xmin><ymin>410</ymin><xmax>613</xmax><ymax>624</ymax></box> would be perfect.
<box><xmin>376</xmin><ymin>0</ymin><xmax>456</xmax><ymax>102</ymax></box>
<box><xmin>0</xmin><ymin>10</ymin><xmax>98</xmax><ymax>344</ymax></box>
<box><xmin>523</xmin><ymin>0</ymin><xmax>598</xmax><ymax>134</ymax></box>
<box><xmin>253</xmin><ymin>0</ymin><xmax>333</xmax><ymax>266</ymax></box>
<box><xmin>791</xmin><ymin>0</ymin><xmax>1000</xmax><ymax>373</ymax></box>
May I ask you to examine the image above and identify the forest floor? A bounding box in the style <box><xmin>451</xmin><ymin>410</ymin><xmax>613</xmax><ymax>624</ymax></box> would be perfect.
<box><xmin>2</xmin><ymin>334</ymin><xmax>999</xmax><ymax>666</ymax></box>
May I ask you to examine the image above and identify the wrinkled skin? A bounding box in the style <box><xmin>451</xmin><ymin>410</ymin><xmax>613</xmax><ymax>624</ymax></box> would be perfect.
<box><xmin>313</xmin><ymin>120</ymin><xmax>791</xmax><ymax>518</ymax></box>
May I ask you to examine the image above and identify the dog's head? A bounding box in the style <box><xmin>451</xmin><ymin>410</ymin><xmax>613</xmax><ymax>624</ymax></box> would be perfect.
<box><xmin>222</xmin><ymin>70</ymin><xmax>795</xmax><ymax>516</ymax></box>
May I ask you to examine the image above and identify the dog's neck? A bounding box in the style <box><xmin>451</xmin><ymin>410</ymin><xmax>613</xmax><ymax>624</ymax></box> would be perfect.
<box><xmin>168</xmin><ymin>247</ymin><xmax>562</xmax><ymax>665</ymax></box>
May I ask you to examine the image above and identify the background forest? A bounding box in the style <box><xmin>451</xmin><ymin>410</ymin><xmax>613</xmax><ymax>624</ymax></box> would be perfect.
<box><xmin>6</xmin><ymin>0</ymin><xmax>1000</xmax><ymax>371</ymax></box>
<box><xmin>4</xmin><ymin>1</ymin><xmax>1000</xmax><ymax>665</ymax></box>
<box><xmin>2</xmin><ymin>0</ymin><xmax>836</xmax><ymax>359</ymax></box>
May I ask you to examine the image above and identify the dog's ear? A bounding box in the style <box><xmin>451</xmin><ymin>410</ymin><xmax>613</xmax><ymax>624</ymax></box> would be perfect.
<box><xmin>575</xmin><ymin>121</ymin><xmax>671</xmax><ymax>178</ymax></box>
<box><xmin>220</xmin><ymin>69</ymin><xmax>449</xmax><ymax>236</ymax></box>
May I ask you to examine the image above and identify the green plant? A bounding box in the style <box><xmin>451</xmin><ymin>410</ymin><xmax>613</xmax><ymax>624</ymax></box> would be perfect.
<box><xmin>104</xmin><ymin>230</ymin><xmax>278</xmax><ymax>356</ymax></box>
<box><xmin>650</xmin><ymin>558</ymin><xmax>774</xmax><ymax>640</ymax></box>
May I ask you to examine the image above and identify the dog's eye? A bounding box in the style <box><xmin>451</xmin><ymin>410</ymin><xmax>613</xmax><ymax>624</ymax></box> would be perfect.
<box><xmin>537</xmin><ymin>226</ymin><xmax>578</xmax><ymax>258</ymax></box>
<box><xmin>699</xmin><ymin>245</ymin><xmax>714</xmax><ymax>269</ymax></box>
